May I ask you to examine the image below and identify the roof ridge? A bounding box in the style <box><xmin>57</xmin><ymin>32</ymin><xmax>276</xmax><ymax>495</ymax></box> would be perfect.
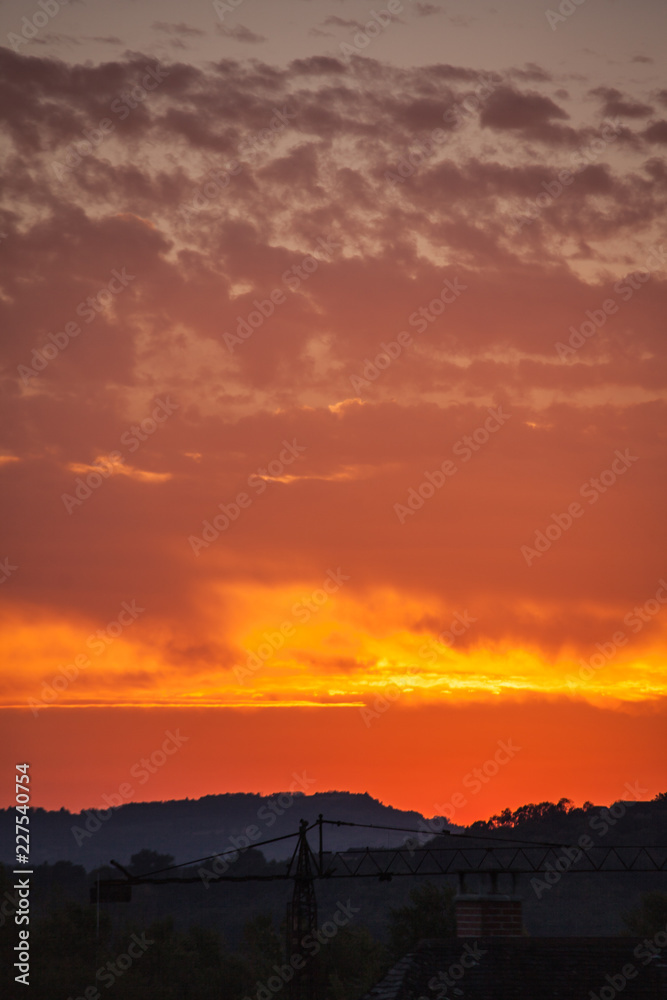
<box><xmin>361</xmin><ymin>950</ymin><xmax>418</xmax><ymax>1000</ymax></box>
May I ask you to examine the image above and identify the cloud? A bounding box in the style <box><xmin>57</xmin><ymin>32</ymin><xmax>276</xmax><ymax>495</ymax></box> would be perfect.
<box><xmin>323</xmin><ymin>16</ymin><xmax>365</xmax><ymax>29</ymax></box>
<box><xmin>84</xmin><ymin>36</ymin><xmax>124</xmax><ymax>45</ymax></box>
<box><xmin>152</xmin><ymin>22</ymin><xmax>205</xmax><ymax>37</ymax></box>
<box><xmin>590</xmin><ymin>86</ymin><xmax>653</xmax><ymax>119</ymax></box>
<box><xmin>479</xmin><ymin>85</ymin><xmax>579</xmax><ymax>145</ymax></box>
<box><xmin>644</xmin><ymin>121</ymin><xmax>667</xmax><ymax>144</ymax></box>
<box><xmin>0</xmin><ymin>46</ymin><xmax>665</xmax><ymax>710</ymax></box>
<box><xmin>216</xmin><ymin>24</ymin><xmax>267</xmax><ymax>44</ymax></box>
<box><xmin>413</xmin><ymin>2</ymin><xmax>442</xmax><ymax>16</ymax></box>
<box><xmin>289</xmin><ymin>56</ymin><xmax>345</xmax><ymax>75</ymax></box>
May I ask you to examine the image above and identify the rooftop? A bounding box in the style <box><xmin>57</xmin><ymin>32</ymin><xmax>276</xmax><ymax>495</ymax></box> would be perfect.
<box><xmin>363</xmin><ymin>937</ymin><xmax>667</xmax><ymax>1000</ymax></box>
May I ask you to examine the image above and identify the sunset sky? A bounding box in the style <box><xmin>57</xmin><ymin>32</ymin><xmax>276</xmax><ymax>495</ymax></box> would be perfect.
<box><xmin>1</xmin><ymin>0</ymin><xmax>665</xmax><ymax>822</ymax></box>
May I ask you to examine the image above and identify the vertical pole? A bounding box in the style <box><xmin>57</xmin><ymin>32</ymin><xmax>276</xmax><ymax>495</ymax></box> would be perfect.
<box><xmin>288</xmin><ymin>820</ymin><xmax>318</xmax><ymax>1000</ymax></box>
<box><xmin>318</xmin><ymin>814</ymin><xmax>323</xmax><ymax>876</ymax></box>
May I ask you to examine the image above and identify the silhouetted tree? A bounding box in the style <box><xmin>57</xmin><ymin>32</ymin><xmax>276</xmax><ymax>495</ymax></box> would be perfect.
<box><xmin>474</xmin><ymin>798</ymin><xmax>575</xmax><ymax>830</ymax></box>
<box><xmin>387</xmin><ymin>882</ymin><xmax>455</xmax><ymax>959</ymax></box>
<box><xmin>319</xmin><ymin>924</ymin><xmax>386</xmax><ymax>1000</ymax></box>
<box><xmin>127</xmin><ymin>849</ymin><xmax>175</xmax><ymax>876</ymax></box>
<box><xmin>240</xmin><ymin>912</ymin><xmax>283</xmax><ymax>978</ymax></box>
<box><xmin>623</xmin><ymin>891</ymin><xmax>667</xmax><ymax>936</ymax></box>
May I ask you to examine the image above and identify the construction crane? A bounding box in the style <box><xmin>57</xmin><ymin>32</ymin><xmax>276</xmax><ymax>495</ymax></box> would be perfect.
<box><xmin>94</xmin><ymin>816</ymin><xmax>667</xmax><ymax>1000</ymax></box>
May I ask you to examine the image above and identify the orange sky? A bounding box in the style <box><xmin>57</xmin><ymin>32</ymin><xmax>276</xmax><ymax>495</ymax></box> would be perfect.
<box><xmin>3</xmin><ymin>702</ymin><xmax>666</xmax><ymax>821</ymax></box>
<box><xmin>0</xmin><ymin>0</ymin><xmax>666</xmax><ymax>818</ymax></box>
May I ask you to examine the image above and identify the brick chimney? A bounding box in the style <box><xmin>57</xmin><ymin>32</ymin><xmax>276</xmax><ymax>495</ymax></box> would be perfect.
<box><xmin>455</xmin><ymin>872</ymin><xmax>523</xmax><ymax>937</ymax></box>
<box><xmin>455</xmin><ymin>894</ymin><xmax>523</xmax><ymax>936</ymax></box>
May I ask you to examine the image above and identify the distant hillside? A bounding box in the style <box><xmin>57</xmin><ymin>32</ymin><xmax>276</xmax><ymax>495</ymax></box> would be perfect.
<box><xmin>1</xmin><ymin>795</ymin><xmax>664</xmax><ymax>940</ymax></box>
<box><xmin>0</xmin><ymin>790</ymin><xmax>460</xmax><ymax>870</ymax></box>
<box><xmin>432</xmin><ymin>795</ymin><xmax>667</xmax><ymax>936</ymax></box>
